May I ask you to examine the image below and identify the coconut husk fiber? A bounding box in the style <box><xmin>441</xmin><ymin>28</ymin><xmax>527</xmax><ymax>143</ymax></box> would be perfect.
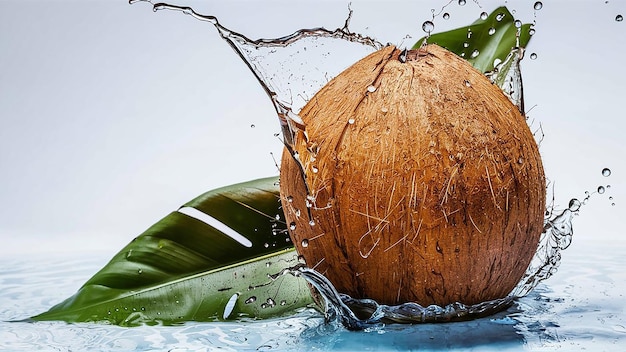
<box><xmin>279</xmin><ymin>44</ymin><xmax>545</xmax><ymax>306</ymax></box>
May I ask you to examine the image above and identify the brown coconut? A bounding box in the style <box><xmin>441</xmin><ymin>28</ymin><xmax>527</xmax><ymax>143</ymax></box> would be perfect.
<box><xmin>279</xmin><ymin>44</ymin><xmax>545</xmax><ymax>306</ymax></box>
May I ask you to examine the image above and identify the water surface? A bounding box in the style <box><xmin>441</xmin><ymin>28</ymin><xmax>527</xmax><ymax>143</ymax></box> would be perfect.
<box><xmin>2</xmin><ymin>237</ymin><xmax>624</xmax><ymax>351</ymax></box>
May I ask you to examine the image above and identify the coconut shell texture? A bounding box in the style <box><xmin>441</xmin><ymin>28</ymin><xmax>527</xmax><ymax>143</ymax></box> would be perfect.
<box><xmin>280</xmin><ymin>44</ymin><xmax>545</xmax><ymax>306</ymax></box>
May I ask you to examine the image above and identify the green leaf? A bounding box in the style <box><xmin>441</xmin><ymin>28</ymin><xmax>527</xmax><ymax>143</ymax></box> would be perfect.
<box><xmin>33</xmin><ymin>177</ymin><xmax>314</xmax><ymax>325</ymax></box>
<box><xmin>413</xmin><ymin>6</ymin><xmax>533</xmax><ymax>73</ymax></box>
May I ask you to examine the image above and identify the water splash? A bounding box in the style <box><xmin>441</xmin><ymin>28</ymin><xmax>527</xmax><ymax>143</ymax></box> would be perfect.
<box><xmin>131</xmin><ymin>0</ymin><xmax>383</xmax><ymax>149</ymax></box>
<box><xmin>131</xmin><ymin>0</ymin><xmax>605</xmax><ymax>329</ymax></box>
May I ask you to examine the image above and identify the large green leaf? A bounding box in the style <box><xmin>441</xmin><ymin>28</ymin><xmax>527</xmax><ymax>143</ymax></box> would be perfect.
<box><xmin>32</xmin><ymin>177</ymin><xmax>314</xmax><ymax>326</ymax></box>
<box><xmin>413</xmin><ymin>6</ymin><xmax>533</xmax><ymax>73</ymax></box>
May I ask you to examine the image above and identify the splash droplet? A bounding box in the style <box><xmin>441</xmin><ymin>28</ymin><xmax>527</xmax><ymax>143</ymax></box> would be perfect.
<box><xmin>250</xmin><ymin>124</ymin><xmax>255</xmax><ymax>128</ymax></box>
<box><xmin>534</xmin><ymin>1</ymin><xmax>543</xmax><ymax>10</ymax></box>
<box><xmin>568</xmin><ymin>198</ymin><xmax>581</xmax><ymax>212</ymax></box>
<box><xmin>617</xmin><ymin>14</ymin><xmax>624</xmax><ymax>22</ymax></box>
<box><xmin>422</xmin><ymin>21</ymin><xmax>434</xmax><ymax>34</ymax></box>
<box><xmin>443</xmin><ymin>12</ymin><xmax>450</xmax><ymax>20</ymax></box>
<box><xmin>602</xmin><ymin>168</ymin><xmax>611</xmax><ymax>177</ymax></box>
<box><xmin>530</xmin><ymin>53</ymin><xmax>537</xmax><ymax>60</ymax></box>
<box><xmin>514</xmin><ymin>20</ymin><xmax>522</xmax><ymax>28</ymax></box>
<box><xmin>458</xmin><ymin>0</ymin><xmax>467</xmax><ymax>5</ymax></box>
<box><xmin>598</xmin><ymin>186</ymin><xmax>606</xmax><ymax>194</ymax></box>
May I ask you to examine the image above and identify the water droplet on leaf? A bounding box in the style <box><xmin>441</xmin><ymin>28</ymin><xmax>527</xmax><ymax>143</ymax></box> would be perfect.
<box><xmin>480</xmin><ymin>12</ymin><xmax>488</xmax><ymax>20</ymax></box>
<box><xmin>488</xmin><ymin>27</ymin><xmax>496</xmax><ymax>35</ymax></box>
<box><xmin>471</xmin><ymin>49</ymin><xmax>480</xmax><ymax>58</ymax></box>
<box><xmin>245</xmin><ymin>296</ymin><xmax>257</xmax><ymax>304</ymax></box>
<box><xmin>496</xmin><ymin>13</ymin><xmax>505</xmax><ymax>21</ymax></box>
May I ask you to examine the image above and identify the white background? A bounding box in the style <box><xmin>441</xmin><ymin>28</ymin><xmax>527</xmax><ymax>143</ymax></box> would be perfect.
<box><xmin>1</xmin><ymin>0</ymin><xmax>624</xmax><ymax>255</ymax></box>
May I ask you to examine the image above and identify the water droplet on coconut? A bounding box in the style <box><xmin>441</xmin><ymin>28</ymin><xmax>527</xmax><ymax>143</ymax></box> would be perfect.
<box><xmin>569</xmin><ymin>198</ymin><xmax>581</xmax><ymax>212</ymax></box>
<box><xmin>458</xmin><ymin>0</ymin><xmax>466</xmax><ymax>5</ymax></box>
<box><xmin>598</xmin><ymin>186</ymin><xmax>606</xmax><ymax>194</ymax></box>
<box><xmin>602</xmin><ymin>168</ymin><xmax>611</xmax><ymax>177</ymax></box>
<box><xmin>348</xmin><ymin>118</ymin><xmax>355</xmax><ymax>124</ymax></box>
<box><xmin>518</xmin><ymin>157</ymin><xmax>524</xmax><ymax>164</ymax></box>
<box><xmin>471</xmin><ymin>49</ymin><xmax>480</xmax><ymax>58</ymax></box>
<box><xmin>290</xmin><ymin>222</ymin><xmax>297</xmax><ymax>230</ymax></box>
<box><xmin>287</xmin><ymin>195</ymin><xmax>294</xmax><ymax>202</ymax></box>
<box><xmin>488</xmin><ymin>27</ymin><xmax>496</xmax><ymax>35</ymax></box>
<box><xmin>422</xmin><ymin>21</ymin><xmax>435</xmax><ymax>34</ymax></box>
<box><xmin>443</xmin><ymin>13</ymin><xmax>450</xmax><ymax>20</ymax></box>
<box><xmin>496</xmin><ymin>13</ymin><xmax>506</xmax><ymax>21</ymax></box>
<box><xmin>309</xmin><ymin>219</ymin><xmax>316</xmax><ymax>226</ymax></box>
<box><xmin>530</xmin><ymin>53</ymin><xmax>538</xmax><ymax>60</ymax></box>
<box><xmin>617</xmin><ymin>14</ymin><xmax>624</xmax><ymax>22</ymax></box>
<box><xmin>381</xmin><ymin>107</ymin><xmax>388</xmax><ymax>113</ymax></box>
<box><xmin>367</xmin><ymin>85</ymin><xmax>377</xmax><ymax>93</ymax></box>
<box><xmin>480</xmin><ymin>12</ymin><xmax>488</xmax><ymax>20</ymax></box>
<box><xmin>464</xmin><ymin>80</ymin><xmax>471</xmax><ymax>87</ymax></box>
<box><xmin>534</xmin><ymin>1</ymin><xmax>543</xmax><ymax>10</ymax></box>
<box><xmin>301</xmin><ymin>239</ymin><xmax>309</xmax><ymax>247</ymax></box>
<box><xmin>312</xmin><ymin>166</ymin><xmax>319</xmax><ymax>173</ymax></box>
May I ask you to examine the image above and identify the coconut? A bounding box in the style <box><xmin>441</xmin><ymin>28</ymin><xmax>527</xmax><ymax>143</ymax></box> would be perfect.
<box><xmin>279</xmin><ymin>44</ymin><xmax>545</xmax><ymax>306</ymax></box>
